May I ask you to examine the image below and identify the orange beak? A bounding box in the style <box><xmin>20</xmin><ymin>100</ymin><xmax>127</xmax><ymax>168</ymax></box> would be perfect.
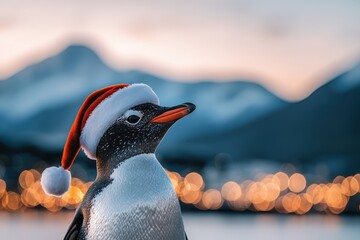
<box><xmin>151</xmin><ymin>103</ymin><xmax>196</xmax><ymax>123</ymax></box>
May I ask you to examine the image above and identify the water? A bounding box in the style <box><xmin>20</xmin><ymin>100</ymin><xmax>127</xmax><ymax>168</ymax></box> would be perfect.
<box><xmin>0</xmin><ymin>212</ymin><xmax>359</xmax><ymax>240</ymax></box>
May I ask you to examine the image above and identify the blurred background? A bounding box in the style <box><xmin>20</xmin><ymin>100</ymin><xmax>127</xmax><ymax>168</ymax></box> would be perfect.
<box><xmin>0</xmin><ymin>0</ymin><xmax>360</xmax><ymax>239</ymax></box>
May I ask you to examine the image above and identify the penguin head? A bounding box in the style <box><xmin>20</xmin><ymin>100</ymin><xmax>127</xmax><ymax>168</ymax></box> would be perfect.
<box><xmin>96</xmin><ymin>102</ymin><xmax>196</xmax><ymax>165</ymax></box>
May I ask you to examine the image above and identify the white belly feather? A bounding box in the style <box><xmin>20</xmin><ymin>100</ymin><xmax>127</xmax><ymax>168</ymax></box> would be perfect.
<box><xmin>87</xmin><ymin>153</ymin><xmax>185</xmax><ymax>240</ymax></box>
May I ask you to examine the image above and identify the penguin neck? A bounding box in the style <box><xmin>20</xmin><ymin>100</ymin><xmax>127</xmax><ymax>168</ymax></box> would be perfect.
<box><xmin>95</xmin><ymin>147</ymin><xmax>155</xmax><ymax>179</ymax></box>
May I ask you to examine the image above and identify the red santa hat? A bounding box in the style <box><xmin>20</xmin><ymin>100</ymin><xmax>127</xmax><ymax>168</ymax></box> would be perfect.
<box><xmin>41</xmin><ymin>83</ymin><xmax>159</xmax><ymax>196</ymax></box>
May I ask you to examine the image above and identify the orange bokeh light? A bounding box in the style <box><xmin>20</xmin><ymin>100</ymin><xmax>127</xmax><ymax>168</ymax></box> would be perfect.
<box><xmin>6</xmin><ymin>191</ymin><xmax>22</xmax><ymax>211</ymax></box>
<box><xmin>289</xmin><ymin>173</ymin><xmax>306</xmax><ymax>193</ymax></box>
<box><xmin>341</xmin><ymin>177</ymin><xmax>359</xmax><ymax>196</ymax></box>
<box><xmin>295</xmin><ymin>193</ymin><xmax>313</xmax><ymax>215</ymax></box>
<box><xmin>221</xmin><ymin>181</ymin><xmax>242</xmax><ymax>202</ymax></box>
<box><xmin>184</xmin><ymin>172</ymin><xmax>204</xmax><ymax>191</ymax></box>
<box><xmin>282</xmin><ymin>193</ymin><xmax>301</xmax><ymax>213</ymax></box>
<box><xmin>19</xmin><ymin>170</ymin><xmax>35</xmax><ymax>189</ymax></box>
<box><xmin>0</xmin><ymin>179</ymin><xmax>6</xmax><ymax>198</ymax></box>
<box><xmin>274</xmin><ymin>172</ymin><xmax>289</xmax><ymax>191</ymax></box>
<box><xmin>202</xmin><ymin>189</ymin><xmax>223</xmax><ymax>210</ymax></box>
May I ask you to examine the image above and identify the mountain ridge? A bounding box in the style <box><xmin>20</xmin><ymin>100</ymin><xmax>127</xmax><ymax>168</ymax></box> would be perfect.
<box><xmin>182</xmin><ymin>63</ymin><xmax>360</xmax><ymax>165</ymax></box>
<box><xmin>0</xmin><ymin>44</ymin><xmax>287</xmax><ymax>154</ymax></box>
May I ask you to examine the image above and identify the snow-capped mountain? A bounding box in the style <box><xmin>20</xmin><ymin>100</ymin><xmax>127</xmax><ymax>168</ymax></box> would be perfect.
<box><xmin>0</xmin><ymin>45</ymin><xmax>286</xmax><ymax>153</ymax></box>
<box><xmin>183</xmin><ymin>62</ymin><xmax>360</xmax><ymax>171</ymax></box>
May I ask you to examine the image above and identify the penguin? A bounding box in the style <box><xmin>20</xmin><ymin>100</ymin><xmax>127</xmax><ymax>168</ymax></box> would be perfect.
<box><xmin>40</xmin><ymin>84</ymin><xmax>195</xmax><ymax>240</ymax></box>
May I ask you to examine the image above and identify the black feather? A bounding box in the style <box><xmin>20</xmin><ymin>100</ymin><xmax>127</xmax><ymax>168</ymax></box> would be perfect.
<box><xmin>64</xmin><ymin>207</ymin><xmax>84</xmax><ymax>240</ymax></box>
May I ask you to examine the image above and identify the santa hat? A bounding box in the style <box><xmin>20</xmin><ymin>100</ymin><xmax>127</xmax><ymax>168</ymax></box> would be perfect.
<box><xmin>41</xmin><ymin>83</ymin><xmax>159</xmax><ymax>196</ymax></box>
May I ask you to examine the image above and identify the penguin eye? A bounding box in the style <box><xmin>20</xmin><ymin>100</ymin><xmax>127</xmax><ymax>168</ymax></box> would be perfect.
<box><xmin>127</xmin><ymin>115</ymin><xmax>141</xmax><ymax>124</ymax></box>
<box><xmin>124</xmin><ymin>110</ymin><xmax>143</xmax><ymax>125</ymax></box>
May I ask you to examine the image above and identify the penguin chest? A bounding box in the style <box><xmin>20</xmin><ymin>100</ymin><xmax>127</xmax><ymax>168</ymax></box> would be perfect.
<box><xmin>86</xmin><ymin>154</ymin><xmax>185</xmax><ymax>240</ymax></box>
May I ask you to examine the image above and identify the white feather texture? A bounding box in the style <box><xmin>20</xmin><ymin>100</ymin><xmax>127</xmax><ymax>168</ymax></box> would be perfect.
<box><xmin>40</xmin><ymin>166</ymin><xmax>71</xmax><ymax>196</ymax></box>
<box><xmin>87</xmin><ymin>154</ymin><xmax>185</xmax><ymax>240</ymax></box>
<box><xmin>80</xmin><ymin>84</ymin><xmax>159</xmax><ymax>160</ymax></box>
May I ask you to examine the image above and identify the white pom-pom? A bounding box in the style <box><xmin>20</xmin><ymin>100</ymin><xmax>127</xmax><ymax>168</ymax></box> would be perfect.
<box><xmin>41</xmin><ymin>166</ymin><xmax>71</xmax><ymax>197</ymax></box>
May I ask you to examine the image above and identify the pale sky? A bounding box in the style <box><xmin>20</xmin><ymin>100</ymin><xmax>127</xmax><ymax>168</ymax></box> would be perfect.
<box><xmin>0</xmin><ymin>0</ymin><xmax>359</xmax><ymax>100</ymax></box>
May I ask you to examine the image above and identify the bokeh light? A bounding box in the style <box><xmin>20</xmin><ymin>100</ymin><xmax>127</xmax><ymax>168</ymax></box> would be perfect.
<box><xmin>0</xmin><ymin>179</ymin><xmax>6</xmax><ymax>198</ymax></box>
<box><xmin>274</xmin><ymin>172</ymin><xmax>289</xmax><ymax>191</ymax></box>
<box><xmin>221</xmin><ymin>181</ymin><xmax>242</xmax><ymax>202</ymax></box>
<box><xmin>201</xmin><ymin>189</ymin><xmax>223</xmax><ymax>210</ymax></box>
<box><xmin>0</xmin><ymin>168</ymin><xmax>358</xmax><ymax>214</ymax></box>
<box><xmin>289</xmin><ymin>173</ymin><xmax>306</xmax><ymax>193</ymax></box>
